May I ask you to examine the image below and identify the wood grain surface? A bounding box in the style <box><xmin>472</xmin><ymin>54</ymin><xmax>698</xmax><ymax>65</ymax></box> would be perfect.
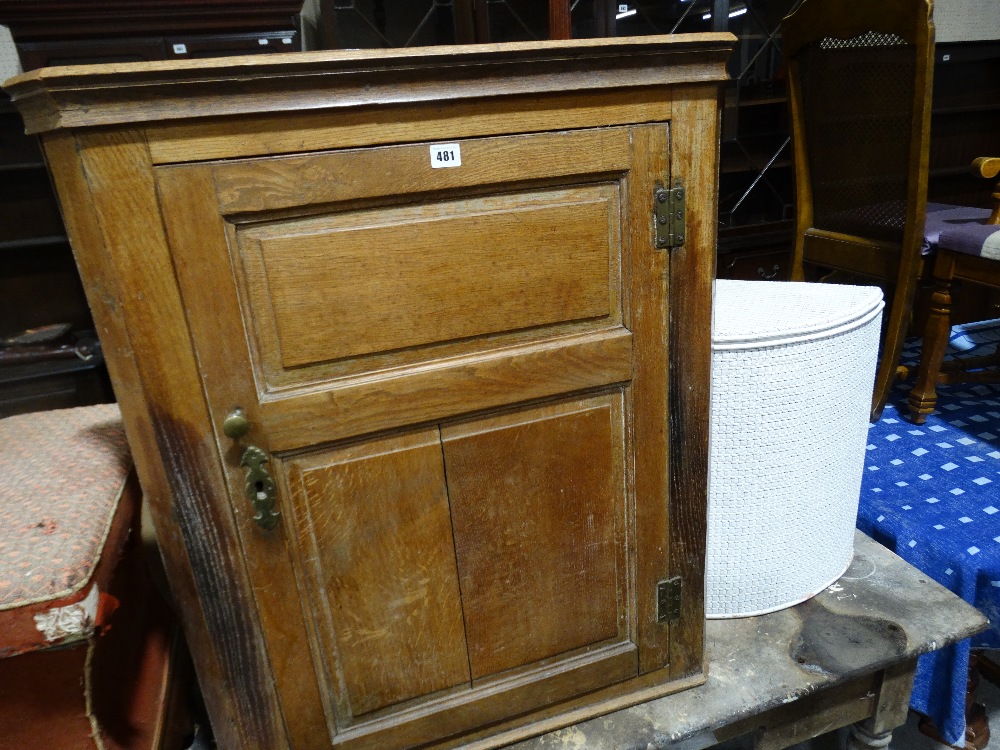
<box><xmin>287</xmin><ymin>429</ymin><xmax>470</xmax><ymax>719</ymax></box>
<box><xmin>443</xmin><ymin>396</ymin><xmax>627</xmax><ymax>679</ymax></box>
<box><xmin>625</xmin><ymin>124</ymin><xmax>673</xmax><ymax>675</ymax></box>
<box><xmin>148</xmin><ymin>88</ymin><xmax>670</xmax><ymax>164</ymax></box>
<box><xmin>43</xmin><ymin>130</ymin><xmax>292</xmax><ymax>750</ymax></box>
<box><xmin>6</xmin><ymin>34</ymin><xmax>735</xmax><ymax>134</ymax></box>
<box><xmin>242</xmin><ymin>188</ymin><xmax>616</xmax><ymax>368</ymax></box>
<box><xmin>664</xmin><ymin>84</ymin><xmax>719</xmax><ymax>679</ymax></box>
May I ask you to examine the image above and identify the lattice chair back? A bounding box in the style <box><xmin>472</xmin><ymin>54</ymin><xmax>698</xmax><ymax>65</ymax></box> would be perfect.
<box><xmin>798</xmin><ymin>32</ymin><xmax>916</xmax><ymax>243</ymax></box>
<box><xmin>783</xmin><ymin>0</ymin><xmax>935</xmax><ymax>421</ymax></box>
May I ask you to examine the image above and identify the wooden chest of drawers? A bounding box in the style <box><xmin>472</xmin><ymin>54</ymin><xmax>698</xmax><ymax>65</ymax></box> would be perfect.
<box><xmin>6</xmin><ymin>35</ymin><xmax>733</xmax><ymax>749</ymax></box>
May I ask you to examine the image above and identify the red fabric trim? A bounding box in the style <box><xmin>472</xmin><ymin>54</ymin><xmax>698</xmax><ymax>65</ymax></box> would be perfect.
<box><xmin>0</xmin><ymin>472</ymin><xmax>140</xmax><ymax>657</ymax></box>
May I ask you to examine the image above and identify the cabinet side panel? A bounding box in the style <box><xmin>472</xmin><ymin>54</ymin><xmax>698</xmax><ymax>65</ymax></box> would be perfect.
<box><xmin>40</xmin><ymin>134</ymin><xmax>242</xmax><ymax>749</ymax></box>
<box><xmin>42</xmin><ymin>129</ymin><xmax>287</xmax><ymax>750</ymax></box>
<box><xmin>627</xmin><ymin>124</ymin><xmax>672</xmax><ymax>675</ymax></box>
<box><xmin>666</xmin><ymin>85</ymin><xmax>718</xmax><ymax>679</ymax></box>
<box><xmin>287</xmin><ymin>430</ymin><xmax>471</xmax><ymax>719</ymax></box>
<box><xmin>442</xmin><ymin>395</ymin><xmax>628</xmax><ymax>681</ymax></box>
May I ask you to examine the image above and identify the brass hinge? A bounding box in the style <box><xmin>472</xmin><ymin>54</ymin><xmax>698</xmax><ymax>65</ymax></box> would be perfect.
<box><xmin>657</xmin><ymin>577</ymin><xmax>682</xmax><ymax>623</ymax></box>
<box><xmin>654</xmin><ymin>183</ymin><xmax>686</xmax><ymax>250</ymax></box>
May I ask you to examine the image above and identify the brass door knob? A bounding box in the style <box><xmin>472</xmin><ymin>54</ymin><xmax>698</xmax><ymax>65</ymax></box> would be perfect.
<box><xmin>223</xmin><ymin>410</ymin><xmax>250</xmax><ymax>439</ymax></box>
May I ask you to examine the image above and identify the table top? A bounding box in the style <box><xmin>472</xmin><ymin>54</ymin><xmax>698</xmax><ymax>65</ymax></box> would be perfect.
<box><xmin>510</xmin><ymin>531</ymin><xmax>988</xmax><ymax>750</ymax></box>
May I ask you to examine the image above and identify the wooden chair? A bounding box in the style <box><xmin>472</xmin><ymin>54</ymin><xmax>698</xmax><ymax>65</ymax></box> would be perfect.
<box><xmin>783</xmin><ymin>0</ymin><xmax>935</xmax><ymax>421</ymax></box>
<box><xmin>906</xmin><ymin>159</ymin><xmax>1000</xmax><ymax>423</ymax></box>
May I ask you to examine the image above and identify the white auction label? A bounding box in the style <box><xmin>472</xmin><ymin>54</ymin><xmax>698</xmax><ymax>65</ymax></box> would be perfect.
<box><xmin>430</xmin><ymin>143</ymin><xmax>462</xmax><ymax>168</ymax></box>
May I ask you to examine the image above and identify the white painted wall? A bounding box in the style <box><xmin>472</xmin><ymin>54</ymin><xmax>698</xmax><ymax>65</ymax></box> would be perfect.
<box><xmin>935</xmin><ymin>0</ymin><xmax>1000</xmax><ymax>43</ymax></box>
<box><xmin>0</xmin><ymin>25</ymin><xmax>21</xmax><ymax>82</ymax></box>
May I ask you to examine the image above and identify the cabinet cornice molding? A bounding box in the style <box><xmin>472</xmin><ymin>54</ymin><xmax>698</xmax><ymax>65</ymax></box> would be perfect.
<box><xmin>5</xmin><ymin>34</ymin><xmax>735</xmax><ymax>135</ymax></box>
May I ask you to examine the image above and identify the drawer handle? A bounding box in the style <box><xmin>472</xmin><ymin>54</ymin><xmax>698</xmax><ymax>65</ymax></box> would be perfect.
<box><xmin>223</xmin><ymin>410</ymin><xmax>280</xmax><ymax>531</ymax></box>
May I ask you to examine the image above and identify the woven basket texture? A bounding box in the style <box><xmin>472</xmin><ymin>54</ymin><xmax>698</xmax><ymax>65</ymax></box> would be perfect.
<box><xmin>706</xmin><ymin>280</ymin><xmax>884</xmax><ymax>618</ymax></box>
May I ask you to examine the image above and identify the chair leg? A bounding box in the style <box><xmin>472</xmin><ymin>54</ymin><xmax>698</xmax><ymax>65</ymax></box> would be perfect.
<box><xmin>872</xmin><ymin>308</ymin><xmax>909</xmax><ymax>423</ymax></box>
<box><xmin>908</xmin><ymin>253</ymin><xmax>956</xmax><ymax>424</ymax></box>
<box><xmin>872</xmin><ymin>270</ymin><xmax>916</xmax><ymax>423</ymax></box>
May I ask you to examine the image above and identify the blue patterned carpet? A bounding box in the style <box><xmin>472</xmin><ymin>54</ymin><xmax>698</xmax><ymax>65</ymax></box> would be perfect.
<box><xmin>857</xmin><ymin>320</ymin><xmax>1000</xmax><ymax>745</ymax></box>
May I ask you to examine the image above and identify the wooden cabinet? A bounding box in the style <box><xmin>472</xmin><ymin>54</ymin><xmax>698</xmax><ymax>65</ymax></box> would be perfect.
<box><xmin>5</xmin><ymin>35</ymin><xmax>732</xmax><ymax>749</ymax></box>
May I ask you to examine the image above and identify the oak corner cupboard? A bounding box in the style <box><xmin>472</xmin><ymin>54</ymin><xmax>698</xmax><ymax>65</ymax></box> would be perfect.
<box><xmin>4</xmin><ymin>34</ymin><xmax>734</xmax><ymax>750</ymax></box>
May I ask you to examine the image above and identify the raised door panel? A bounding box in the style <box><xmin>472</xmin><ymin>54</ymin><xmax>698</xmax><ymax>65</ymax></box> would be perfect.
<box><xmin>284</xmin><ymin>429</ymin><xmax>470</xmax><ymax>721</ymax></box>
<box><xmin>277</xmin><ymin>395</ymin><xmax>638</xmax><ymax>748</ymax></box>
<box><xmin>235</xmin><ymin>185</ymin><xmax>620</xmax><ymax>374</ymax></box>
<box><xmin>208</xmin><ymin>128</ymin><xmax>631</xmax><ymax>396</ymax></box>
<box><xmin>442</xmin><ymin>394</ymin><xmax>629</xmax><ymax>680</ymax></box>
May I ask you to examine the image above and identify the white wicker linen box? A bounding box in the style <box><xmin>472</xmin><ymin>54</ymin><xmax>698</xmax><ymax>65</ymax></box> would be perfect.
<box><xmin>706</xmin><ymin>279</ymin><xmax>885</xmax><ymax>618</ymax></box>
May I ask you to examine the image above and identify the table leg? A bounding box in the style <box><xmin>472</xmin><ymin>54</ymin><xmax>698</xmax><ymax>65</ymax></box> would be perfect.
<box><xmin>847</xmin><ymin>722</ymin><xmax>893</xmax><ymax>750</ymax></box>
<box><xmin>847</xmin><ymin>659</ymin><xmax>917</xmax><ymax>750</ymax></box>
<box><xmin>716</xmin><ymin>659</ymin><xmax>918</xmax><ymax>750</ymax></box>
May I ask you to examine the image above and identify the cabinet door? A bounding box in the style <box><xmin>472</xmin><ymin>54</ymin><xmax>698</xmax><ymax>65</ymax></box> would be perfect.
<box><xmin>155</xmin><ymin>124</ymin><xmax>673</xmax><ymax>748</ymax></box>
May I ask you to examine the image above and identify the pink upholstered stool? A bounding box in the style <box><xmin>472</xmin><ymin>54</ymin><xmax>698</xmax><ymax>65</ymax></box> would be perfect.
<box><xmin>0</xmin><ymin>405</ymin><xmax>188</xmax><ymax>750</ymax></box>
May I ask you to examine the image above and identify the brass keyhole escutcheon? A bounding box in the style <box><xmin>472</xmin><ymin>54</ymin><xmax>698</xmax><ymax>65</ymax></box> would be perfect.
<box><xmin>222</xmin><ymin>410</ymin><xmax>279</xmax><ymax>531</ymax></box>
<box><xmin>240</xmin><ymin>446</ymin><xmax>280</xmax><ymax>531</ymax></box>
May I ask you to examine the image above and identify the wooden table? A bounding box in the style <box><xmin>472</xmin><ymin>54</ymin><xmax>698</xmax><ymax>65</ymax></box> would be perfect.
<box><xmin>507</xmin><ymin>532</ymin><xmax>988</xmax><ymax>750</ymax></box>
